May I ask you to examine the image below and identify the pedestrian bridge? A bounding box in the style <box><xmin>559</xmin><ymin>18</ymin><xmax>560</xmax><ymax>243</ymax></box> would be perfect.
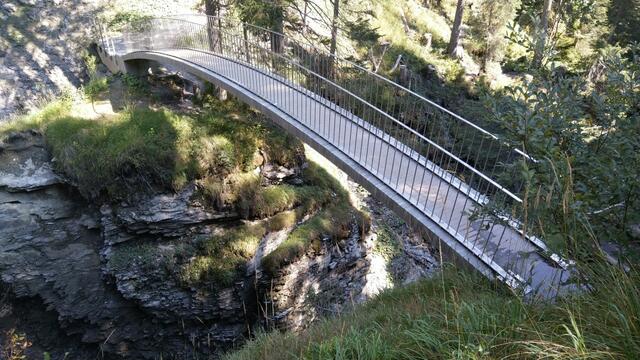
<box><xmin>95</xmin><ymin>15</ymin><xmax>575</xmax><ymax>298</ymax></box>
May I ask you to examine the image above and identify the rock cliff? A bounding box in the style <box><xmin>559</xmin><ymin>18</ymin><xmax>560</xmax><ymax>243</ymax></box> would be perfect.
<box><xmin>0</xmin><ymin>130</ymin><xmax>437</xmax><ymax>359</ymax></box>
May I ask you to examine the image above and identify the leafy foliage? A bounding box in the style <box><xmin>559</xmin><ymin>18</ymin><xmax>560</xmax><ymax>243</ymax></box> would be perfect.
<box><xmin>106</xmin><ymin>11</ymin><xmax>153</xmax><ymax>32</ymax></box>
<box><xmin>468</xmin><ymin>0</ymin><xmax>520</xmax><ymax>71</ymax></box>
<box><xmin>486</xmin><ymin>44</ymin><xmax>640</xmax><ymax>253</ymax></box>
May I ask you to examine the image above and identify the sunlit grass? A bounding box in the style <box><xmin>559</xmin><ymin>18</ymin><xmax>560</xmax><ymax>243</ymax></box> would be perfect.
<box><xmin>0</xmin><ymin>99</ymin><xmax>73</xmax><ymax>134</ymax></box>
<box><xmin>3</xmin><ymin>96</ymin><xmax>303</xmax><ymax>201</ymax></box>
<box><xmin>225</xmin><ymin>263</ymin><xmax>639</xmax><ymax>359</ymax></box>
<box><xmin>369</xmin><ymin>0</ymin><xmax>465</xmax><ymax>83</ymax></box>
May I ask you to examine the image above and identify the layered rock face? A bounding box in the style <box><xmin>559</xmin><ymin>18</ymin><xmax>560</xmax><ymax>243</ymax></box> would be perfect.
<box><xmin>0</xmin><ymin>130</ymin><xmax>437</xmax><ymax>359</ymax></box>
<box><xmin>0</xmin><ymin>131</ymin><xmax>251</xmax><ymax>358</ymax></box>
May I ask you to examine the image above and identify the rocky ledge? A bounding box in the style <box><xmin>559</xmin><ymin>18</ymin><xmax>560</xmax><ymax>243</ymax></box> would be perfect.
<box><xmin>0</xmin><ymin>130</ymin><xmax>438</xmax><ymax>359</ymax></box>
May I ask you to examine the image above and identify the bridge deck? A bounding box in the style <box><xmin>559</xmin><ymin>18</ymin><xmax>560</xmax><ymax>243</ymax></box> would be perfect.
<box><xmin>112</xmin><ymin>46</ymin><xmax>572</xmax><ymax>296</ymax></box>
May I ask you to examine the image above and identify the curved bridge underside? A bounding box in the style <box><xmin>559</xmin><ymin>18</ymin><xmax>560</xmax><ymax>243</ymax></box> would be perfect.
<box><xmin>96</xmin><ymin>17</ymin><xmax>576</xmax><ymax>298</ymax></box>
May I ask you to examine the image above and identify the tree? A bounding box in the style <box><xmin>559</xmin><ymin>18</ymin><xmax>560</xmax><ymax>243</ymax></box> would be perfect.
<box><xmin>204</xmin><ymin>0</ymin><xmax>222</xmax><ymax>17</ymax></box>
<box><xmin>269</xmin><ymin>0</ymin><xmax>286</xmax><ymax>54</ymax></box>
<box><xmin>329</xmin><ymin>0</ymin><xmax>339</xmax><ymax>58</ymax></box>
<box><xmin>204</xmin><ymin>0</ymin><xmax>222</xmax><ymax>51</ymax></box>
<box><xmin>447</xmin><ymin>0</ymin><xmax>466</xmax><ymax>57</ymax></box>
<box><xmin>238</xmin><ymin>0</ymin><xmax>287</xmax><ymax>54</ymax></box>
<box><xmin>608</xmin><ymin>0</ymin><xmax>640</xmax><ymax>45</ymax></box>
<box><xmin>328</xmin><ymin>0</ymin><xmax>340</xmax><ymax>77</ymax></box>
<box><xmin>204</xmin><ymin>0</ymin><xmax>228</xmax><ymax>99</ymax></box>
<box><xmin>469</xmin><ymin>0</ymin><xmax>519</xmax><ymax>73</ymax></box>
<box><xmin>532</xmin><ymin>0</ymin><xmax>553</xmax><ymax>68</ymax></box>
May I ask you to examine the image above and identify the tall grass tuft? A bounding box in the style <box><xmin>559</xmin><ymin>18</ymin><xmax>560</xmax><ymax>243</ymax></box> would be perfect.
<box><xmin>225</xmin><ymin>263</ymin><xmax>640</xmax><ymax>360</ymax></box>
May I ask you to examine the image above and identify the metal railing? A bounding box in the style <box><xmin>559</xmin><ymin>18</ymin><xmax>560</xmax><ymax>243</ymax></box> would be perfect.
<box><xmin>94</xmin><ymin>15</ymin><xmax>570</xmax><ymax>294</ymax></box>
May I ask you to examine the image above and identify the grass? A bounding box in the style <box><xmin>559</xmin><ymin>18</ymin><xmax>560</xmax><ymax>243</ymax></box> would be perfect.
<box><xmin>372</xmin><ymin>224</ymin><xmax>401</xmax><ymax>262</ymax></box>
<box><xmin>366</xmin><ymin>0</ymin><xmax>466</xmax><ymax>83</ymax></box>
<box><xmin>199</xmin><ymin>162</ymin><xmax>338</xmax><ymax>218</ymax></box>
<box><xmin>180</xmin><ymin>162</ymin><xmax>365</xmax><ymax>286</ymax></box>
<box><xmin>178</xmin><ymin>210</ymin><xmax>301</xmax><ymax>288</ymax></box>
<box><xmin>180</xmin><ymin>223</ymin><xmax>267</xmax><ymax>287</ymax></box>
<box><xmin>261</xmin><ymin>203</ymin><xmax>371</xmax><ymax>275</ymax></box>
<box><xmin>108</xmin><ymin>242</ymin><xmax>162</xmax><ymax>273</ymax></box>
<box><xmin>0</xmin><ymin>99</ymin><xmax>72</xmax><ymax>134</ymax></box>
<box><xmin>256</xmin><ymin>162</ymin><xmax>369</xmax><ymax>274</ymax></box>
<box><xmin>45</xmin><ymin>107</ymin><xmax>194</xmax><ymax>199</ymax></box>
<box><xmin>7</xmin><ymin>97</ymin><xmax>370</xmax><ymax>290</ymax></box>
<box><xmin>225</xmin><ymin>262</ymin><xmax>640</xmax><ymax>360</ymax></box>
<box><xmin>2</xmin><ymin>97</ymin><xmax>303</xmax><ymax>201</ymax></box>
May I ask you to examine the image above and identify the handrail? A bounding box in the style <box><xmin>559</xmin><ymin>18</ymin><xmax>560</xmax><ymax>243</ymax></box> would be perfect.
<box><xmin>110</xmin><ymin>16</ymin><xmax>527</xmax><ymax>202</ymax></box>
<box><xmin>126</xmin><ymin>14</ymin><xmax>533</xmax><ymax>163</ymax></box>
<box><xmin>168</xmin><ymin>40</ymin><xmax>526</xmax><ymax>204</ymax></box>
<box><xmin>95</xmin><ymin>15</ymin><xmax>576</xmax><ymax>297</ymax></box>
<box><xmin>124</xmin><ymin>16</ymin><xmax>525</xmax><ymax>203</ymax></box>
<box><xmin>109</xmin><ymin>17</ymin><xmax>525</xmax><ymax>186</ymax></box>
<box><xmin>163</xmin><ymin>15</ymin><xmax>535</xmax><ymax>163</ymax></box>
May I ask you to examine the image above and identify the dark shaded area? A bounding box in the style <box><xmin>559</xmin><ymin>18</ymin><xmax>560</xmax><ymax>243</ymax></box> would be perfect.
<box><xmin>0</xmin><ymin>284</ymin><xmax>99</xmax><ymax>360</ymax></box>
<box><xmin>608</xmin><ymin>0</ymin><xmax>640</xmax><ymax>45</ymax></box>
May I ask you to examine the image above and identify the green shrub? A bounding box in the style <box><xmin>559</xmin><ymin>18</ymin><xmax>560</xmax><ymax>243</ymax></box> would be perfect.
<box><xmin>485</xmin><ymin>44</ymin><xmax>640</xmax><ymax>254</ymax></box>
<box><xmin>106</xmin><ymin>11</ymin><xmax>153</xmax><ymax>32</ymax></box>
<box><xmin>83</xmin><ymin>77</ymin><xmax>109</xmax><ymax>110</ymax></box>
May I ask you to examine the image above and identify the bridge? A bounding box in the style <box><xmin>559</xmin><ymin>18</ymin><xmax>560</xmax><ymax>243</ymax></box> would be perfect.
<box><xmin>94</xmin><ymin>14</ymin><xmax>575</xmax><ymax>298</ymax></box>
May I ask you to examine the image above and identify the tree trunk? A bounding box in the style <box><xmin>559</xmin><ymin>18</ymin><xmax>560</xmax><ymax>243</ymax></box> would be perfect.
<box><xmin>204</xmin><ymin>0</ymin><xmax>220</xmax><ymax>16</ymax></box>
<box><xmin>447</xmin><ymin>0</ymin><xmax>465</xmax><ymax>58</ymax></box>
<box><xmin>205</xmin><ymin>0</ymin><xmax>221</xmax><ymax>51</ymax></box>
<box><xmin>302</xmin><ymin>0</ymin><xmax>308</xmax><ymax>35</ymax></box>
<box><xmin>205</xmin><ymin>0</ymin><xmax>227</xmax><ymax>100</ymax></box>
<box><xmin>270</xmin><ymin>1</ymin><xmax>285</xmax><ymax>54</ymax></box>
<box><xmin>533</xmin><ymin>0</ymin><xmax>553</xmax><ymax>68</ymax></box>
<box><xmin>329</xmin><ymin>0</ymin><xmax>340</xmax><ymax>79</ymax></box>
<box><xmin>243</xmin><ymin>24</ymin><xmax>250</xmax><ymax>62</ymax></box>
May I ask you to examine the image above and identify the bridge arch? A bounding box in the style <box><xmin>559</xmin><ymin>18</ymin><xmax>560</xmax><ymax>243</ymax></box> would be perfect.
<box><xmin>95</xmin><ymin>15</ymin><xmax>574</xmax><ymax>297</ymax></box>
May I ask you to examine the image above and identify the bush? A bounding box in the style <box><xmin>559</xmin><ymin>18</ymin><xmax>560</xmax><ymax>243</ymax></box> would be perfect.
<box><xmin>485</xmin><ymin>44</ymin><xmax>640</xmax><ymax>254</ymax></box>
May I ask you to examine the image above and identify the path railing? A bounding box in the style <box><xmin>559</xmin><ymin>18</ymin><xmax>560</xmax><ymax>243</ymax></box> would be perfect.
<box><xmin>94</xmin><ymin>15</ymin><xmax>571</xmax><ymax>295</ymax></box>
